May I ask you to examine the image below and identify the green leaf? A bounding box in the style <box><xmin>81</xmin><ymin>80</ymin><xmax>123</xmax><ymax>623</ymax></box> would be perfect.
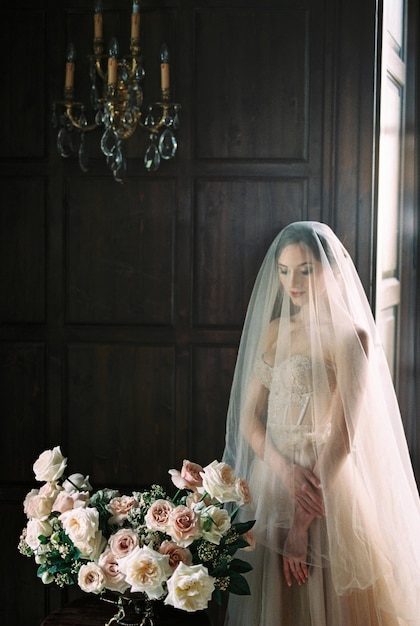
<box><xmin>229</xmin><ymin>557</ymin><xmax>253</xmax><ymax>574</ymax></box>
<box><xmin>227</xmin><ymin>572</ymin><xmax>251</xmax><ymax>595</ymax></box>
<box><xmin>212</xmin><ymin>587</ymin><xmax>223</xmax><ymax>606</ymax></box>
<box><xmin>231</xmin><ymin>520</ymin><xmax>255</xmax><ymax>535</ymax></box>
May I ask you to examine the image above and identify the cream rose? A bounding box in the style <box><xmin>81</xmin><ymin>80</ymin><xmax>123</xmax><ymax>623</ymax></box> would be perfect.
<box><xmin>75</xmin><ymin>530</ymin><xmax>106</xmax><ymax>560</ymax></box>
<box><xmin>98</xmin><ymin>548</ymin><xmax>130</xmax><ymax>593</ymax></box>
<box><xmin>107</xmin><ymin>494</ymin><xmax>139</xmax><ymax>525</ymax></box>
<box><xmin>78</xmin><ymin>562</ymin><xmax>106</xmax><ymax>594</ymax></box>
<box><xmin>144</xmin><ymin>499</ymin><xmax>175</xmax><ymax>532</ymax></box>
<box><xmin>62</xmin><ymin>473</ymin><xmax>92</xmax><ymax>493</ymax></box>
<box><xmin>167</xmin><ymin>505</ymin><xmax>201</xmax><ymax>547</ymax></box>
<box><xmin>199</xmin><ymin>460</ymin><xmax>239</xmax><ymax>503</ymax></box>
<box><xmin>59</xmin><ymin>506</ymin><xmax>99</xmax><ymax>545</ymax></box>
<box><xmin>108</xmin><ymin>528</ymin><xmax>139</xmax><ymax>559</ymax></box>
<box><xmin>25</xmin><ymin>519</ymin><xmax>53</xmax><ymax>551</ymax></box>
<box><xmin>200</xmin><ymin>505</ymin><xmax>231</xmax><ymax>544</ymax></box>
<box><xmin>33</xmin><ymin>447</ymin><xmax>67</xmax><ymax>482</ymax></box>
<box><xmin>117</xmin><ymin>545</ymin><xmax>172</xmax><ymax>599</ymax></box>
<box><xmin>169</xmin><ymin>460</ymin><xmax>204</xmax><ymax>491</ymax></box>
<box><xmin>164</xmin><ymin>562</ymin><xmax>215</xmax><ymax>612</ymax></box>
<box><xmin>158</xmin><ymin>540</ymin><xmax>193</xmax><ymax>569</ymax></box>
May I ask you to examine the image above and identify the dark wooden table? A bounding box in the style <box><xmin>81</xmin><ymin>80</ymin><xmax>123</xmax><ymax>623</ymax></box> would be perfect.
<box><xmin>41</xmin><ymin>595</ymin><xmax>212</xmax><ymax>626</ymax></box>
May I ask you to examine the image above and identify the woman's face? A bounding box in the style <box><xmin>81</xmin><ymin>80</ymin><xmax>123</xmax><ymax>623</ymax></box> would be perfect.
<box><xmin>277</xmin><ymin>243</ymin><xmax>324</xmax><ymax>307</ymax></box>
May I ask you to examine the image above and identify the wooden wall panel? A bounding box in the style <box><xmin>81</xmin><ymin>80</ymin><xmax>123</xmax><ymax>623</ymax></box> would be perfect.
<box><xmin>0</xmin><ymin>178</ymin><xmax>46</xmax><ymax>323</ymax></box>
<box><xmin>66</xmin><ymin>178</ymin><xmax>175</xmax><ymax>325</ymax></box>
<box><xmin>0</xmin><ymin>10</ymin><xmax>46</xmax><ymax>159</ymax></box>
<box><xmin>193</xmin><ymin>178</ymin><xmax>307</xmax><ymax>326</ymax></box>
<box><xmin>191</xmin><ymin>345</ymin><xmax>238</xmax><ymax>463</ymax></box>
<box><xmin>194</xmin><ymin>7</ymin><xmax>310</xmax><ymax>160</ymax></box>
<box><xmin>67</xmin><ymin>343</ymin><xmax>175</xmax><ymax>487</ymax></box>
<box><xmin>0</xmin><ymin>343</ymin><xmax>46</xmax><ymax>481</ymax></box>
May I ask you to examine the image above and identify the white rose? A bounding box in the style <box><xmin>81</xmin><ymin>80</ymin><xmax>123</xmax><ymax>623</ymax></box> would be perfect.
<box><xmin>199</xmin><ymin>460</ymin><xmax>239</xmax><ymax>503</ymax></box>
<box><xmin>200</xmin><ymin>505</ymin><xmax>231</xmax><ymax>544</ymax></box>
<box><xmin>59</xmin><ymin>506</ymin><xmax>99</xmax><ymax>545</ymax></box>
<box><xmin>78</xmin><ymin>562</ymin><xmax>106</xmax><ymax>594</ymax></box>
<box><xmin>117</xmin><ymin>545</ymin><xmax>172</xmax><ymax>599</ymax></box>
<box><xmin>62</xmin><ymin>473</ymin><xmax>92</xmax><ymax>493</ymax></box>
<box><xmin>25</xmin><ymin>519</ymin><xmax>53</xmax><ymax>551</ymax></box>
<box><xmin>164</xmin><ymin>562</ymin><xmax>215</xmax><ymax>612</ymax></box>
<box><xmin>33</xmin><ymin>447</ymin><xmax>67</xmax><ymax>482</ymax></box>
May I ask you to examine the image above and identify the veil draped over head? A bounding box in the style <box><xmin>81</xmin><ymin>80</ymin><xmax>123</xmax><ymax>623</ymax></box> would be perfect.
<box><xmin>223</xmin><ymin>222</ymin><xmax>420</xmax><ymax>625</ymax></box>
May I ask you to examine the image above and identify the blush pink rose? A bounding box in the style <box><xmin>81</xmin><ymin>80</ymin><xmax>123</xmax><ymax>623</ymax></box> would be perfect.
<box><xmin>108</xmin><ymin>528</ymin><xmax>139</xmax><ymax>559</ymax></box>
<box><xmin>98</xmin><ymin>548</ymin><xmax>130</xmax><ymax>593</ymax></box>
<box><xmin>169</xmin><ymin>460</ymin><xmax>204</xmax><ymax>491</ymax></box>
<box><xmin>167</xmin><ymin>505</ymin><xmax>201</xmax><ymax>547</ymax></box>
<box><xmin>107</xmin><ymin>495</ymin><xmax>139</xmax><ymax>525</ymax></box>
<box><xmin>52</xmin><ymin>490</ymin><xmax>89</xmax><ymax>513</ymax></box>
<box><xmin>235</xmin><ymin>478</ymin><xmax>252</xmax><ymax>505</ymax></box>
<box><xmin>23</xmin><ymin>489</ymin><xmax>53</xmax><ymax>521</ymax></box>
<box><xmin>158</xmin><ymin>540</ymin><xmax>193</xmax><ymax>569</ymax></box>
<box><xmin>145</xmin><ymin>499</ymin><xmax>175</xmax><ymax>532</ymax></box>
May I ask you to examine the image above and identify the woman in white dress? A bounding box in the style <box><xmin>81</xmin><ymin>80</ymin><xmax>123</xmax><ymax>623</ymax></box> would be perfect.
<box><xmin>223</xmin><ymin>222</ymin><xmax>420</xmax><ymax>625</ymax></box>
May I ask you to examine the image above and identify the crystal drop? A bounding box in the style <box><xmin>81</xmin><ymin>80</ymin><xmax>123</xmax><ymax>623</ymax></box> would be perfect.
<box><xmin>57</xmin><ymin>127</ymin><xmax>73</xmax><ymax>158</ymax></box>
<box><xmin>172</xmin><ymin>110</ymin><xmax>180</xmax><ymax>130</ymax></box>
<box><xmin>78</xmin><ymin>134</ymin><xmax>89</xmax><ymax>172</ymax></box>
<box><xmin>113</xmin><ymin>156</ymin><xmax>127</xmax><ymax>183</ymax></box>
<box><xmin>144</xmin><ymin>142</ymin><xmax>161</xmax><ymax>172</ymax></box>
<box><xmin>91</xmin><ymin>84</ymin><xmax>99</xmax><ymax>109</ymax></box>
<box><xmin>95</xmin><ymin>110</ymin><xmax>103</xmax><ymax>126</ymax></box>
<box><xmin>78</xmin><ymin>108</ymin><xmax>88</xmax><ymax>128</ymax></box>
<box><xmin>158</xmin><ymin>129</ymin><xmax>177</xmax><ymax>160</ymax></box>
<box><xmin>135</xmin><ymin>64</ymin><xmax>145</xmax><ymax>81</ymax></box>
<box><xmin>100</xmin><ymin>128</ymin><xmax>117</xmax><ymax>156</ymax></box>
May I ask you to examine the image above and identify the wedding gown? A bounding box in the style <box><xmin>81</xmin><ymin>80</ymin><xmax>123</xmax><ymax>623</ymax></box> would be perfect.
<box><xmin>225</xmin><ymin>355</ymin><xmax>411</xmax><ymax>626</ymax></box>
<box><xmin>223</xmin><ymin>222</ymin><xmax>420</xmax><ymax>626</ymax></box>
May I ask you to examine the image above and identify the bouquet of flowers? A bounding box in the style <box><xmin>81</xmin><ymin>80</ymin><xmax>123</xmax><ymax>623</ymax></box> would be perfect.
<box><xmin>18</xmin><ymin>447</ymin><xmax>255</xmax><ymax>614</ymax></box>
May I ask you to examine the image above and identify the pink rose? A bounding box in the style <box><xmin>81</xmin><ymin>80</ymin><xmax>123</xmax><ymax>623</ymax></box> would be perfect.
<box><xmin>167</xmin><ymin>505</ymin><xmax>201</xmax><ymax>547</ymax></box>
<box><xmin>158</xmin><ymin>540</ymin><xmax>193</xmax><ymax>569</ymax></box>
<box><xmin>145</xmin><ymin>499</ymin><xmax>174</xmax><ymax>532</ymax></box>
<box><xmin>108</xmin><ymin>528</ymin><xmax>139</xmax><ymax>559</ymax></box>
<box><xmin>98</xmin><ymin>549</ymin><xmax>130</xmax><ymax>593</ymax></box>
<box><xmin>235</xmin><ymin>478</ymin><xmax>252</xmax><ymax>505</ymax></box>
<box><xmin>240</xmin><ymin>529</ymin><xmax>256</xmax><ymax>551</ymax></box>
<box><xmin>52</xmin><ymin>490</ymin><xmax>89</xmax><ymax>513</ymax></box>
<box><xmin>107</xmin><ymin>495</ymin><xmax>138</xmax><ymax>525</ymax></box>
<box><xmin>169</xmin><ymin>460</ymin><xmax>204</xmax><ymax>491</ymax></box>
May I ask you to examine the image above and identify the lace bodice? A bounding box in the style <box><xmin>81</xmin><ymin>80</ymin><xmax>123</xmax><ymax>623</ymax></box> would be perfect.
<box><xmin>254</xmin><ymin>354</ymin><xmax>336</xmax><ymax>448</ymax></box>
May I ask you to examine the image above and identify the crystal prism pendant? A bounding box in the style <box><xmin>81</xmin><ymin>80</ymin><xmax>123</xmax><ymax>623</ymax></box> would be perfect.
<box><xmin>158</xmin><ymin>129</ymin><xmax>177</xmax><ymax>160</ymax></box>
<box><xmin>100</xmin><ymin>128</ymin><xmax>118</xmax><ymax>156</ymax></box>
<box><xmin>144</xmin><ymin>140</ymin><xmax>161</xmax><ymax>172</ymax></box>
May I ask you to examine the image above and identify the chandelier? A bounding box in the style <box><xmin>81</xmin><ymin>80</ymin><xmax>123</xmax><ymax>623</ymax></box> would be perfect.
<box><xmin>51</xmin><ymin>0</ymin><xmax>180</xmax><ymax>182</ymax></box>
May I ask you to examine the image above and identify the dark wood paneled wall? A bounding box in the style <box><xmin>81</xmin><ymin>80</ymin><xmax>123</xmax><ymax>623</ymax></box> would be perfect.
<box><xmin>0</xmin><ymin>1</ymin><xmax>418</xmax><ymax>625</ymax></box>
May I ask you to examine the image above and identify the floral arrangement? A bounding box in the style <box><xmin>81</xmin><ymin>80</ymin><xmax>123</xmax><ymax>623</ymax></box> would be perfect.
<box><xmin>18</xmin><ymin>447</ymin><xmax>255</xmax><ymax>614</ymax></box>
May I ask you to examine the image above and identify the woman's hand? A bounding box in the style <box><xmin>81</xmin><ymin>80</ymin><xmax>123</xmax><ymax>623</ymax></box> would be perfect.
<box><xmin>282</xmin><ymin>506</ymin><xmax>315</xmax><ymax>586</ymax></box>
<box><xmin>282</xmin><ymin>463</ymin><xmax>324</xmax><ymax>517</ymax></box>
<box><xmin>282</xmin><ymin>522</ymin><xmax>310</xmax><ymax>586</ymax></box>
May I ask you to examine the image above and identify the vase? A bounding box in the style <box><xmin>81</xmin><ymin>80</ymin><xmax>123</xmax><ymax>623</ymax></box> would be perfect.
<box><xmin>101</xmin><ymin>591</ymin><xmax>155</xmax><ymax>626</ymax></box>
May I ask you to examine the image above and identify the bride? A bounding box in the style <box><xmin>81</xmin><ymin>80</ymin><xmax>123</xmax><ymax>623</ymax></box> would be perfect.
<box><xmin>222</xmin><ymin>222</ymin><xmax>420</xmax><ymax>625</ymax></box>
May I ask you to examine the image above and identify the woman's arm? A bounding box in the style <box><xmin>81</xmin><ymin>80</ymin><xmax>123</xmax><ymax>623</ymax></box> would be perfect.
<box><xmin>241</xmin><ymin>375</ymin><xmax>324</xmax><ymax>517</ymax></box>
